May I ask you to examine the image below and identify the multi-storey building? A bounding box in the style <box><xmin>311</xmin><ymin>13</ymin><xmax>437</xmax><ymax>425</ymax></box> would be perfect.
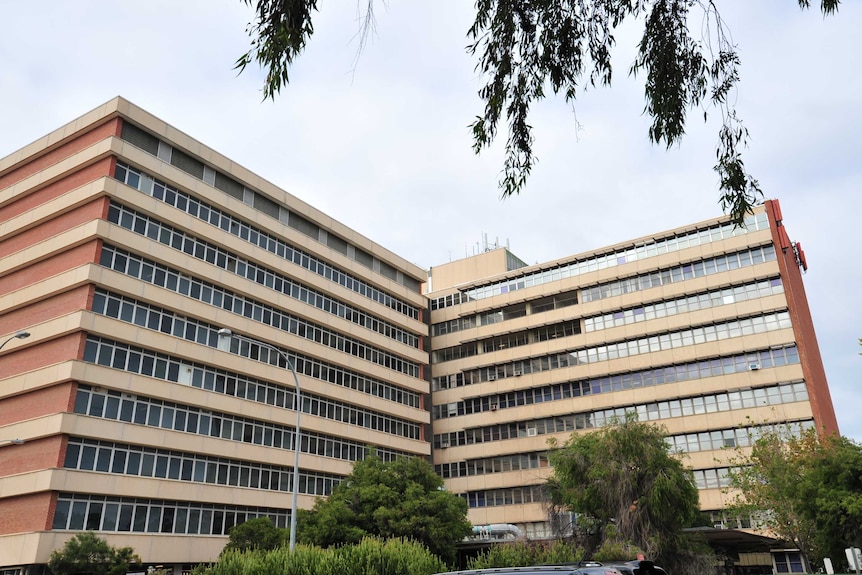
<box><xmin>426</xmin><ymin>202</ymin><xmax>837</xmax><ymax>539</ymax></box>
<box><xmin>1</xmin><ymin>98</ymin><xmax>838</xmax><ymax>574</ymax></box>
<box><xmin>0</xmin><ymin>97</ymin><xmax>430</xmax><ymax>574</ymax></box>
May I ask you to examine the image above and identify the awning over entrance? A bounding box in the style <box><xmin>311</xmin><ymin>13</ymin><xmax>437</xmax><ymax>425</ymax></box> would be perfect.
<box><xmin>684</xmin><ymin>526</ymin><xmax>782</xmax><ymax>554</ymax></box>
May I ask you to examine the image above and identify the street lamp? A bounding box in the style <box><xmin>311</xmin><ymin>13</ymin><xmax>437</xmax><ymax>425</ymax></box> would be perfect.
<box><xmin>217</xmin><ymin>328</ymin><xmax>301</xmax><ymax>552</ymax></box>
<box><xmin>0</xmin><ymin>439</ymin><xmax>25</xmax><ymax>446</ymax></box>
<box><xmin>0</xmin><ymin>331</ymin><xmax>30</xmax><ymax>352</ymax></box>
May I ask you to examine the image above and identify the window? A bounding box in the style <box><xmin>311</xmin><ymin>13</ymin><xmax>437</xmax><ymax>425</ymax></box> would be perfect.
<box><xmin>52</xmin><ymin>493</ymin><xmax>290</xmax><ymax>534</ymax></box>
<box><xmin>432</xmin><ymin>215</ymin><xmax>771</xmax><ymax>309</ymax></box>
<box><xmin>774</xmin><ymin>552</ymin><xmax>806</xmax><ymax>573</ymax></box>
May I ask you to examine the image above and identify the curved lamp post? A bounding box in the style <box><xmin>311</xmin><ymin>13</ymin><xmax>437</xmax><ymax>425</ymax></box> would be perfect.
<box><xmin>0</xmin><ymin>331</ymin><xmax>30</xmax><ymax>352</ymax></box>
<box><xmin>1</xmin><ymin>333</ymin><xmax>30</xmax><ymax>450</ymax></box>
<box><xmin>217</xmin><ymin>328</ymin><xmax>301</xmax><ymax>552</ymax></box>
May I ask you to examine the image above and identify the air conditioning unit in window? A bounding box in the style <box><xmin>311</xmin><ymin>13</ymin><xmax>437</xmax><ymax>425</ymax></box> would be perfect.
<box><xmin>489</xmin><ymin>402</ymin><xmax>498</xmax><ymax>411</ymax></box>
<box><xmin>439</xmin><ymin>441</ymin><xmax>449</xmax><ymax>449</ymax></box>
<box><xmin>526</xmin><ymin>427</ymin><xmax>538</xmax><ymax>437</ymax></box>
<box><xmin>748</xmin><ymin>362</ymin><xmax>760</xmax><ymax>371</ymax></box>
<box><xmin>714</xmin><ymin>523</ymin><xmax>726</xmax><ymax>530</ymax></box>
<box><xmin>487</xmin><ymin>374</ymin><xmax>497</xmax><ymax>381</ymax></box>
<box><xmin>513</xmin><ymin>369</ymin><xmax>522</xmax><ymax>376</ymax></box>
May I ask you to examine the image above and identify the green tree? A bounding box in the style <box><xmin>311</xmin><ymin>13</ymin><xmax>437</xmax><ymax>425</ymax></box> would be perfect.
<box><xmin>547</xmin><ymin>416</ymin><xmax>703</xmax><ymax>572</ymax></box>
<box><xmin>297</xmin><ymin>453</ymin><xmax>472</xmax><ymax>563</ymax></box>
<box><xmin>48</xmin><ymin>531</ymin><xmax>140</xmax><ymax>575</ymax></box>
<box><xmin>236</xmin><ymin>1</ymin><xmax>838</xmax><ymax>226</ymax></box>
<box><xmin>222</xmin><ymin>516</ymin><xmax>288</xmax><ymax>553</ymax></box>
<box><xmin>729</xmin><ymin>427</ymin><xmax>862</xmax><ymax>570</ymax></box>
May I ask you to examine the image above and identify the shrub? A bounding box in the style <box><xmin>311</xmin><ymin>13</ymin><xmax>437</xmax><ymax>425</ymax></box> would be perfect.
<box><xmin>195</xmin><ymin>537</ymin><xmax>446</xmax><ymax>575</ymax></box>
<box><xmin>468</xmin><ymin>540</ymin><xmax>582</xmax><ymax>569</ymax></box>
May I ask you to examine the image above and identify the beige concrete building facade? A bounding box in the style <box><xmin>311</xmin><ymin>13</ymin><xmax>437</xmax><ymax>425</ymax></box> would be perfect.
<box><xmin>1</xmin><ymin>98</ymin><xmax>838</xmax><ymax>574</ymax></box>
<box><xmin>0</xmin><ymin>98</ymin><xmax>430</xmax><ymax>574</ymax></box>
<box><xmin>426</xmin><ymin>202</ymin><xmax>836</xmax><ymax>539</ymax></box>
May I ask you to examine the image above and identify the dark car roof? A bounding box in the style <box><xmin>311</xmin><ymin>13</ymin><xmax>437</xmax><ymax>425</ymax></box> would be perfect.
<box><xmin>601</xmin><ymin>560</ymin><xmax>668</xmax><ymax>575</ymax></box>
<box><xmin>436</xmin><ymin>565</ymin><xmax>625</xmax><ymax>575</ymax></box>
<box><xmin>437</xmin><ymin>560</ymin><xmax>665</xmax><ymax>575</ymax></box>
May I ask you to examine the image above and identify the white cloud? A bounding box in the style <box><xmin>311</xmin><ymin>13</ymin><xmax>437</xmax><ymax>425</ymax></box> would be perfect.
<box><xmin>2</xmin><ymin>1</ymin><xmax>859</xmax><ymax>440</ymax></box>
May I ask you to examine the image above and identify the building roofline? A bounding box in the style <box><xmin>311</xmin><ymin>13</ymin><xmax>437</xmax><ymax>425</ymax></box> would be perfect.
<box><xmin>1</xmin><ymin>96</ymin><xmax>426</xmax><ymax>281</ymax></box>
<box><xmin>434</xmin><ymin>204</ymin><xmax>768</xmax><ymax>294</ymax></box>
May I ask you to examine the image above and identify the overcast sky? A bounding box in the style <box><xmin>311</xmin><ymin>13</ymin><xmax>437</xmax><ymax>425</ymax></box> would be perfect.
<box><xmin>2</xmin><ymin>2</ymin><xmax>859</xmax><ymax>441</ymax></box>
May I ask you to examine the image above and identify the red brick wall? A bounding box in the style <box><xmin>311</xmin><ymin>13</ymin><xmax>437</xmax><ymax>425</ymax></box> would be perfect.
<box><xmin>0</xmin><ymin>118</ymin><xmax>120</xmax><ymax>191</ymax></box>
<box><xmin>0</xmin><ymin>240</ymin><xmax>101</xmax><ymax>297</ymax></box>
<box><xmin>0</xmin><ymin>382</ymin><xmax>76</xmax><ymax>427</ymax></box>
<box><xmin>764</xmin><ymin>199</ymin><xmax>839</xmax><ymax>435</ymax></box>
<box><xmin>0</xmin><ymin>492</ymin><xmax>55</xmax><ymax>534</ymax></box>
<box><xmin>0</xmin><ymin>158</ymin><xmax>114</xmax><ymax>225</ymax></box>
<box><xmin>0</xmin><ymin>334</ymin><xmax>87</xmax><ymax>380</ymax></box>
<box><xmin>0</xmin><ymin>436</ymin><xmax>66</xmax><ymax>478</ymax></box>
<box><xmin>0</xmin><ymin>286</ymin><xmax>93</xmax><ymax>335</ymax></box>
<box><xmin>0</xmin><ymin>198</ymin><xmax>109</xmax><ymax>259</ymax></box>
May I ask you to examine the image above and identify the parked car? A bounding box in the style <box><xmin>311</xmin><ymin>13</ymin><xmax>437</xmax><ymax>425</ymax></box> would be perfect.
<box><xmin>436</xmin><ymin>560</ymin><xmax>666</xmax><ymax>575</ymax></box>
<box><xmin>599</xmin><ymin>560</ymin><xmax>668</xmax><ymax>575</ymax></box>
<box><xmin>435</xmin><ymin>564</ymin><xmax>626</xmax><ymax>575</ymax></box>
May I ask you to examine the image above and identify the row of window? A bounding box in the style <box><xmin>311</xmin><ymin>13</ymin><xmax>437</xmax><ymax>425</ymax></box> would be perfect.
<box><xmin>599</xmin><ymin>382</ymin><xmax>809</xmax><ymax>427</ymax></box>
<box><xmin>64</xmin><ymin>437</ymin><xmax>341</xmax><ymax>496</ymax></box>
<box><xmin>444</xmin><ymin>417</ymin><xmax>594</xmax><ymax>448</ymax></box>
<box><xmin>224</xmin><ymin>337</ymin><xmax>422</xmax><ymax>427</ymax></box>
<box><xmin>434</xmin><ymin>343</ymin><xmax>798</xmax><ymax>411</ymax></box>
<box><xmin>432</xmin><ymin>320</ymin><xmax>581</xmax><ymax>364</ymax></box>
<box><xmin>52</xmin><ymin>492</ymin><xmax>288</xmax><ymax>534</ymax></box>
<box><xmin>432</xmin><ymin>292</ymin><xmax>578</xmax><ymax>336</ymax></box>
<box><xmin>105</xmin><ymin>204</ymin><xmax>420</xmax><ymax>377</ymax></box>
<box><xmin>106</xmin><ymin>201</ymin><xmax>420</xmax><ymax>348</ymax></box>
<box><xmin>459</xmin><ymin>465</ymin><xmax>735</xmax><ymax>509</ymax></box>
<box><xmin>434</xmin><ymin>310</ymin><xmax>792</xmax><ymax>389</ymax></box>
<box><xmin>462</xmin><ymin>485</ymin><xmax>547</xmax><ymax>509</ymax></box>
<box><xmin>99</xmin><ymin>245</ymin><xmax>420</xmax><ymax>408</ymax></box>
<box><xmin>706</xmin><ymin>510</ymin><xmax>766</xmax><ymax>530</ymax></box>
<box><xmin>435</xmin><ymin>453</ymin><xmax>550</xmax><ymax>479</ymax></box>
<box><xmin>435</xmin><ymin>419</ymin><xmax>812</xmax><ymax>480</ymax></box>
<box><xmin>430</xmin><ymin>244</ymin><xmax>776</xmax><ymax>346</ymax></box>
<box><xmin>693</xmin><ymin>467</ymin><xmax>733</xmax><ymax>490</ymax></box>
<box><xmin>93</xmin><ymin>276</ymin><xmax>418</xmax><ymax>380</ymax></box>
<box><xmin>82</xmin><ymin>335</ymin><xmax>420</xmax><ymax>440</ymax></box>
<box><xmin>667</xmin><ymin>419</ymin><xmax>813</xmax><ymax>453</ymax></box>
<box><xmin>581</xmin><ymin>244</ymin><xmax>776</xmax><ymax>304</ymax></box>
<box><xmin>433</xmin><ymin>379</ymin><xmax>807</xmax><ymax>448</ymax></box>
<box><xmin>75</xmin><ymin>383</ymin><xmax>406</xmax><ymax>464</ymax></box>
<box><xmin>114</xmin><ymin>161</ymin><xmax>421</xmax><ymax>318</ymax></box>
<box><xmin>584</xmin><ymin>278</ymin><xmax>784</xmax><ymax>332</ymax></box>
<box><xmin>430</xmin><ymin>212</ymin><xmax>770</xmax><ymax>309</ymax></box>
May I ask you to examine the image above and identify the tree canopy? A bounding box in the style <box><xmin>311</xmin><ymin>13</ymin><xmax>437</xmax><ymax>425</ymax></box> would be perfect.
<box><xmin>237</xmin><ymin>0</ymin><xmax>839</xmax><ymax>225</ymax></box>
<box><xmin>48</xmin><ymin>531</ymin><xmax>140</xmax><ymax>575</ymax></box>
<box><xmin>223</xmin><ymin>517</ymin><xmax>288</xmax><ymax>553</ymax></box>
<box><xmin>297</xmin><ymin>453</ymin><xmax>472</xmax><ymax>563</ymax></box>
<box><xmin>547</xmin><ymin>417</ymin><xmax>703</xmax><ymax>569</ymax></box>
<box><xmin>729</xmin><ymin>427</ymin><xmax>862</xmax><ymax>570</ymax></box>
